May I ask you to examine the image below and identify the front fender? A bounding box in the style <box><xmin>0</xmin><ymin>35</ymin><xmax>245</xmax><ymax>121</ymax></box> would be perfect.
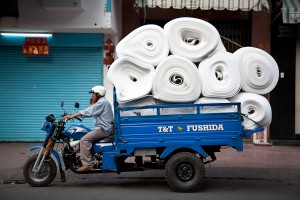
<box><xmin>27</xmin><ymin>145</ymin><xmax>62</xmax><ymax>167</ymax></box>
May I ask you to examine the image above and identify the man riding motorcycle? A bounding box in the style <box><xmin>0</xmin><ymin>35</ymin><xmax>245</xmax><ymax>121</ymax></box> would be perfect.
<box><xmin>63</xmin><ymin>85</ymin><xmax>113</xmax><ymax>171</ymax></box>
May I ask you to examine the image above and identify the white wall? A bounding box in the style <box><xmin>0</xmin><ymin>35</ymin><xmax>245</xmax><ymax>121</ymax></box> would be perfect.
<box><xmin>103</xmin><ymin>0</ymin><xmax>122</xmax><ymax>105</ymax></box>
<box><xmin>0</xmin><ymin>0</ymin><xmax>120</xmax><ymax>34</ymax></box>
<box><xmin>0</xmin><ymin>0</ymin><xmax>122</xmax><ymax>106</ymax></box>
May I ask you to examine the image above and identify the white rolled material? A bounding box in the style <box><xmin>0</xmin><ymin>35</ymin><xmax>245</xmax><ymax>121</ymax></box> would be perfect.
<box><xmin>116</xmin><ymin>25</ymin><xmax>169</xmax><ymax>66</ymax></box>
<box><xmin>194</xmin><ymin>97</ymin><xmax>235</xmax><ymax>113</ymax></box>
<box><xmin>215</xmin><ymin>36</ymin><xmax>227</xmax><ymax>53</ymax></box>
<box><xmin>233</xmin><ymin>47</ymin><xmax>279</xmax><ymax>94</ymax></box>
<box><xmin>156</xmin><ymin>100</ymin><xmax>196</xmax><ymax>115</ymax></box>
<box><xmin>230</xmin><ymin>92</ymin><xmax>272</xmax><ymax>130</ymax></box>
<box><xmin>207</xmin><ymin>36</ymin><xmax>227</xmax><ymax>57</ymax></box>
<box><xmin>164</xmin><ymin>17</ymin><xmax>219</xmax><ymax>62</ymax></box>
<box><xmin>152</xmin><ymin>55</ymin><xmax>201</xmax><ymax>102</ymax></box>
<box><xmin>107</xmin><ymin>57</ymin><xmax>154</xmax><ymax>103</ymax></box>
<box><xmin>198</xmin><ymin>52</ymin><xmax>241</xmax><ymax>98</ymax></box>
<box><xmin>119</xmin><ymin>97</ymin><xmax>157</xmax><ymax>116</ymax></box>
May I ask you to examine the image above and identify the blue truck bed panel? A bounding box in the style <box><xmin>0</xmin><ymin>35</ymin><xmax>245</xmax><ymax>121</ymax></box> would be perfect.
<box><xmin>113</xmin><ymin>102</ymin><xmax>261</xmax><ymax>158</ymax></box>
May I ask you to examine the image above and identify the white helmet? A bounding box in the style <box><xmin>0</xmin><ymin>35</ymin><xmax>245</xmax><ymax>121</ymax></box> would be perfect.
<box><xmin>89</xmin><ymin>85</ymin><xmax>106</xmax><ymax>96</ymax></box>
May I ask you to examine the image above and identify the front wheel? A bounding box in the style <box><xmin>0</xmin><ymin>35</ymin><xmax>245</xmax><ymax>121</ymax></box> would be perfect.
<box><xmin>23</xmin><ymin>154</ymin><xmax>57</xmax><ymax>187</ymax></box>
<box><xmin>165</xmin><ymin>152</ymin><xmax>205</xmax><ymax>192</ymax></box>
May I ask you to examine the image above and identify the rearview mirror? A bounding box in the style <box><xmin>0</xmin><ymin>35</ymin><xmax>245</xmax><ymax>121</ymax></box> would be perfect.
<box><xmin>61</xmin><ymin>101</ymin><xmax>64</xmax><ymax>108</ymax></box>
<box><xmin>75</xmin><ymin>102</ymin><xmax>80</xmax><ymax>109</ymax></box>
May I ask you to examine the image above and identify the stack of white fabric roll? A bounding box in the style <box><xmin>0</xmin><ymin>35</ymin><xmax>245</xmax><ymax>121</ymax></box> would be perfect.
<box><xmin>107</xmin><ymin>17</ymin><xmax>279</xmax><ymax>130</ymax></box>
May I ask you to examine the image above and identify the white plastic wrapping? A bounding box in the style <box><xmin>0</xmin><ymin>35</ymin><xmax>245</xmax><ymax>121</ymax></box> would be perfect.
<box><xmin>107</xmin><ymin>57</ymin><xmax>154</xmax><ymax>103</ymax></box>
<box><xmin>230</xmin><ymin>92</ymin><xmax>272</xmax><ymax>130</ymax></box>
<box><xmin>119</xmin><ymin>96</ymin><xmax>157</xmax><ymax>116</ymax></box>
<box><xmin>116</xmin><ymin>25</ymin><xmax>169</xmax><ymax>67</ymax></box>
<box><xmin>152</xmin><ymin>55</ymin><xmax>201</xmax><ymax>102</ymax></box>
<box><xmin>233</xmin><ymin>47</ymin><xmax>279</xmax><ymax>94</ymax></box>
<box><xmin>198</xmin><ymin>52</ymin><xmax>241</xmax><ymax>98</ymax></box>
<box><xmin>108</xmin><ymin>18</ymin><xmax>277</xmax><ymax>130</ymax></box>
<box><xmin>164</xmin><ymin>17</ymin><xmax>219</xmax><ymax>62</ymax></box>
<box><xmin>194</xmin><ymin>97</ymin><xmax>236</xmax><ymax>113</ymax></box>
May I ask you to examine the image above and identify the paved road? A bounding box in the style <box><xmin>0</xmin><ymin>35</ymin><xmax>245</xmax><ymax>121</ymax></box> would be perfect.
<box><xmin>1</xmin><ymin>143</ymin><xmax>300</xmax><ymax>199</ymax></box>
<box><xmin>1</xmin><ymin>142</ymin><xmax>300</xmax><ymax>181</ymax></box>
<box><xmin>0</xmin><ymin>175</ymin><xmax>299</xmax><ymax>200</ymax></box>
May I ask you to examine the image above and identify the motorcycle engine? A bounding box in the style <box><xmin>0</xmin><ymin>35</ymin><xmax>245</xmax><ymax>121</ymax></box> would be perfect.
<box><xmin>92</xmin><ymin>153</ymin><xmax>103</xmax><ymax>169</ymax></box>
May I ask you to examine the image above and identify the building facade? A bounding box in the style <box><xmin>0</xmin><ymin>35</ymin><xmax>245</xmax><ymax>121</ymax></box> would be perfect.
<box><xmin>122</xmin><ymin>0</ymin><xmax>300</xmax><ymax>144</ymax></box>
<box><xmin>1</xmin><ymin>0</ymin><xmax>299</xmax><ymax>143</ymax></box>
<box><xmin>0</xmin><ymin>0</ymin><xmax>121</xmax><ymax>141</ymax></box>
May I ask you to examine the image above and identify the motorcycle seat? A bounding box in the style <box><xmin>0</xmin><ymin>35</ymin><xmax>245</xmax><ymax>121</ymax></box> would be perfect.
<box><xmin>97</xmin><ymin>135</ymin><xmax>114</xmax><ymax>143</ymax></box>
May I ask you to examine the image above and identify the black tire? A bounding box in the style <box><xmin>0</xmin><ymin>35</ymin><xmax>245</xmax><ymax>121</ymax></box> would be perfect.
<box><xmin>23</xmin><ymin>154</ymin><xmax>57</xmax><ymax>187</ymax></box>
<box><xmin>165</xmin><ymin>152</ymin><xmax>205</xmax><ymax>192</ymax></box>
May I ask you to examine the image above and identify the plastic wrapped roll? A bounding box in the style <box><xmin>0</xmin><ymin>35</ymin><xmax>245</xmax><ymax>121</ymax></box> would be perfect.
<box><xmin>215</xmin><ymin>36</ymin><xmax>227</xmax><ymax>53</ymax></box>
<box><xmin>233</xmin><ymin>47</ymin><xmax>279</xmax><ymax>94</ymax></box>
<box><xmin>116</xmin><ymin>25</ymin><xmax>169</xmax><ymax>66</ymax></box>
<box><xmin>107</xmin><ymin>57</ymin><xmax>154</xmax><ymax>103</ymax></box>
<box><xmin>164</xmin><ymin>17</ymin><xmax>219</xmax><ymax>62</ymax></box>
<box><xmin>152</xmin><ymin>55</ymin><xmax>201</xmax><ymax>102</ymax></box>
<box><xmin>194</xmin><ymin>97</ymin><xmax>235</xmax><ymax>113</ymax></box>
<box><xmin>230</xmin><ymin>92</ymin><xmax>272</xmax><ymax>130</ymax></box>
<box><xmin>198</xmin><ymin>52</ymin><xmax>241</xmax><ymax>98</ymax></box>
<box><xmin>119</xmin><ymin>97</ymin><xmax>157</xmax><ymax>116</ymax></box>
<box><xmin>155</xmin><ymin>100</ymin><xmax>196</xmax><ymax>115</ymax></box>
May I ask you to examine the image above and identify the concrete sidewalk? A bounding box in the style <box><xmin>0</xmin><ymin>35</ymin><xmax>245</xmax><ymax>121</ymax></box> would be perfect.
<box><xmin>0</xmin><ymin>142</ymin><xmax>300</xmax><ymax>183</ymax></box>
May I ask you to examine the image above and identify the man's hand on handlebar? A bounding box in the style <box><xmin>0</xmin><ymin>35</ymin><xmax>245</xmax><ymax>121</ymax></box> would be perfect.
<box><xmin>63</xmin><ymin>113</ymin><xmax>82</xmax><ymax>122</ymax></box>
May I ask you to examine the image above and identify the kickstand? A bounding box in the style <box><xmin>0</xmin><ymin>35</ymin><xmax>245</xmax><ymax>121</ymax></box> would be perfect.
<box><xmin>59</xmin><ymin>167</ymin><xmax>66</xmax><ymax>182</ymax></box>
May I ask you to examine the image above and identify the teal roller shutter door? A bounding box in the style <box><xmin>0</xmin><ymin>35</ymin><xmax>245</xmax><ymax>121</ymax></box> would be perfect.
<box><xmin>0</xmin><ymin>47</ymin><xmax>103</xmax><ymax>141</ymax></box>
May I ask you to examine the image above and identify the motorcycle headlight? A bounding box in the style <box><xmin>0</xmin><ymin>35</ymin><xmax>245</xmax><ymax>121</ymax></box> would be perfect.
<box><xmin>41</xmin><ymin>121</ymin><xmax>53</xmax><ymax>133</ymax></box>
<box><xmin>46</xmin><ymin>114</ymin><xmax>56</xmax><ymax>123</ymax></box>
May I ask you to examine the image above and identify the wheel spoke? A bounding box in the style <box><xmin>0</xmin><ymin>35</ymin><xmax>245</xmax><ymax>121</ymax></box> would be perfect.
<box><xmin>29</xmin><ymin>163</ymin><xmax>50</xmax><ymax>182</ymax></box>
<box><xmin>23</xmin><ymin>154</ymin><xmax>57</xmax><ymax>187</ymax></box>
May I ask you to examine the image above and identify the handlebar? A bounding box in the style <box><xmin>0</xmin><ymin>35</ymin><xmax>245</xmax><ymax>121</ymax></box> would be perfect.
<box><xmin>62</xmin><ymin>118</ymin><xmax>68</xmax><ymax>123</ymax></box>
<box><xmin>61</xmin><ymin>116</ymin><xmax>82</xmax><ymax>123</ymax></box>
<box><xmin>75</xmin><ymin>117</ymin><xmax>82</xmax><ymax>122</ymax></box>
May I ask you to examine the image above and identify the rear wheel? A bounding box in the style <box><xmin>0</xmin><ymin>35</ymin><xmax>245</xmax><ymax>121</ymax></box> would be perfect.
<box><xmin>23</xmin><ymin>154</ymin><xmax>57</xmax><ymax>187</ymax></box>
<box><xmin>165</xmin><ymin>152</ymin><xmax>205</xmax><ymax>192</ymax></box>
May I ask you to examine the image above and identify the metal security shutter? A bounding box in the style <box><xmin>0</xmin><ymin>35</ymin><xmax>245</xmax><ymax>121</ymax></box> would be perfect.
<box><xmin>0</xmin><ymin>47</ymin><xmax>103</xmax><ymax>141</ymax></box>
